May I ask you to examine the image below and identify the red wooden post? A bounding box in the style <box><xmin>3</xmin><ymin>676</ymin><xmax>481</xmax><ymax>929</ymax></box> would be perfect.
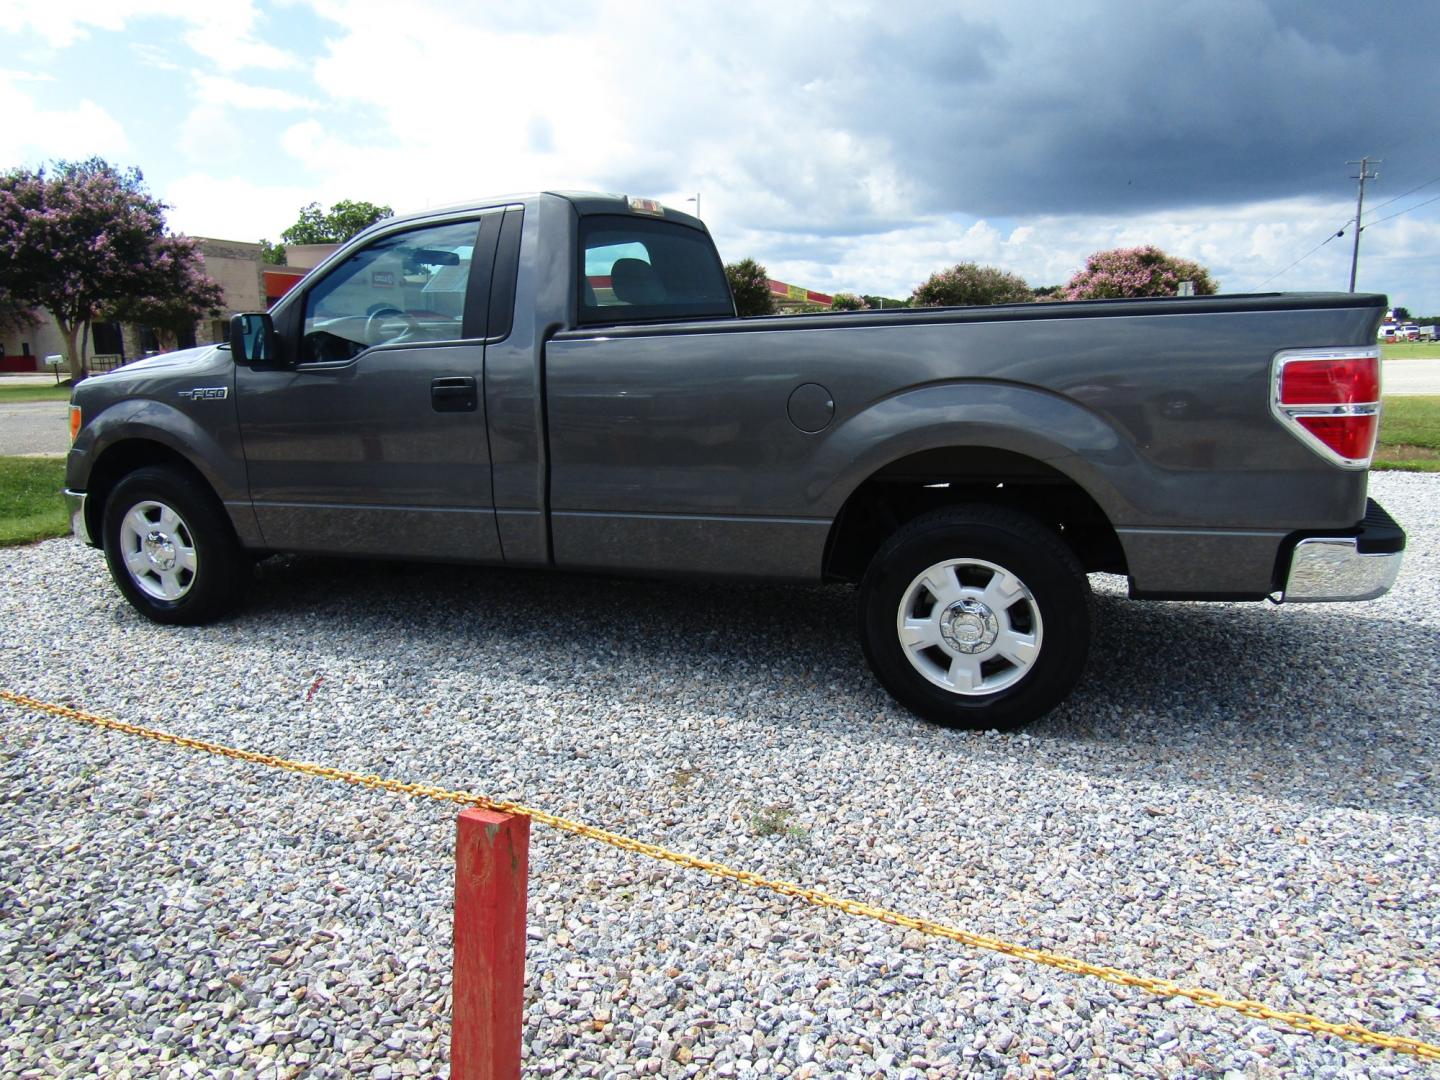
<box><xmin>453</xmin><ymin>808</ymin><xmax>530</xmax><ymax>1080</ymax></box>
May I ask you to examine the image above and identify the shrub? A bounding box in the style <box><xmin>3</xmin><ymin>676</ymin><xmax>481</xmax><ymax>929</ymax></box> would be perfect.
<box><xmin>1064</xmin><ymin>246</ymin><xmax>1217</xmax><ymax>300</ymax></box>
<box><xmin>725</xmin><ymin>258</ymin><xmax>777</xmax><ymax>317</ymax></box>
<box><xmin>911</xmin><ymin>263</ymin><xmax>1033</xmax><ymax>307</ymax></box>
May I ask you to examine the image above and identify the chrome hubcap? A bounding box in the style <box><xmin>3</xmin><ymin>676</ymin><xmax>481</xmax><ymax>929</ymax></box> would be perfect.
<box><xmin>144</xmin><ymin>530</ymin><xmax>177</xmax><ymax>571</ymax></box>
<box><xmin>119</xmin><ymin>500</ymin><xmax>198</xmax><ymax>601</ymax></box>
<box><xmin>897</xmin><ymin>558</ymin><xmax>1043</xmax><ymax>696</ymax></box>
<box><xmin>940</xmin><ymin>598</ymin><xmax>999</xmax><ymax>653</ymax></box>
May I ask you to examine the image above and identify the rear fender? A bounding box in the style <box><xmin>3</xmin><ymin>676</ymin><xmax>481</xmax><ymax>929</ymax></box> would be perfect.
<box><xmin>814</xmin><ymin>381</ymin><xmax>1141</xmax><ymax>521</ymax></box>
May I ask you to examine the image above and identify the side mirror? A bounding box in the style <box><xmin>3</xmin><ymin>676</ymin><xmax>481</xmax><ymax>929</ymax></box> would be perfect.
<box><xmin>229</xmin><ymin>312</ymin><xmax>277</xmax><ymax>365</ymax></box>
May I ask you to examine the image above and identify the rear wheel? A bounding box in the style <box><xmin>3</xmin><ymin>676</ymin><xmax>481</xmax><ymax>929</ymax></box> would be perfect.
<box><xmin>859</xmin><ymin>505</ymin><xmax>1091</xmax><ymax>729</ymax></box>
<box><xmin>102</xmin><ymin>466</ymin><xmax>247</xmax><ymax>625</ymax></box>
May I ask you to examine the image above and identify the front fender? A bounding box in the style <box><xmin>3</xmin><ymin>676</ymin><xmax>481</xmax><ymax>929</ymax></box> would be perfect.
<box><xmin>69</xmin><ymin>398</ymin><xmax>246</xmax><ymax>502</ymax></box>
<box><xmin>813</xmin><ymin>380</ymin><xmax>1144</xmax><ymax>521</ymax></box>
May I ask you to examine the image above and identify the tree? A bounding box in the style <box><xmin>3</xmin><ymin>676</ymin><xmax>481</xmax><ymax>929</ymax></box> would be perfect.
<box><xmin>107</xmin><ymin>235</ymin><xmax>224</xmax><ymax>351</ymax></box>
<box><xmin>0</xmin><ymin>287</ymin><xmax>39</xmax><ymax>349</ymax></box>
<box><xmin>911</xmin><ymin>263</ymin><xmax>1033</xmax><ymax>307</ymax></box>
<box><xmin>0</xmin><ymin>158</ymin><xmax>224</xmax><ymax>381</ymax></box>
<box><xmin>280</xmin><ymin>198</ymin><xmax>393</xmax><ymax>246</ymax></box>
<box><xmin>1064</xmin><ymin>246</ymin><xmax>1217</xmax><ymax>300</ymax></box>
<box><xmin>725</xmin><ymin>258</ymin><xmax>777</xmax><ymax>316</ymax></box>
<box><xmin>1391</xmin><ymin>306</ymin><xmax>1412</xmax><ymax>321</ymax></box>
<box><xmin>259</xmin><ymin>238</ymin><xmax>287</xmax><ymax>265</ymax></box>
<box><xmin>831</xmin><ymin>292</ymin><xmax>872</xmax><ymax>311</ymax></box>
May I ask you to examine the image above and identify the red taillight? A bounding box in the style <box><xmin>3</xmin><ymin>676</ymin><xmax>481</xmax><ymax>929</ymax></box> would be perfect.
<box><xmin>1295</xmin><ymin>414</ymin><xmax>1379</xmax><ymax>462</ymax></box>
<box><xmin>1271</xmin><ymin>348</ymin><xmax>1381</xmax><ymax>468</ymax></box>
<box><xmin>1279</xmin><ymin>356</ymin><xmax>1380</xmax><ymax>405</ymax></box>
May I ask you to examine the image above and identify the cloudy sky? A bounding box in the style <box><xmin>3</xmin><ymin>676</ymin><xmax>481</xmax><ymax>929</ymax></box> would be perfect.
<box><xmin>3</xmin><ymin>0</ymin><xmax>1438</xmax><ymax>307</ymax></box>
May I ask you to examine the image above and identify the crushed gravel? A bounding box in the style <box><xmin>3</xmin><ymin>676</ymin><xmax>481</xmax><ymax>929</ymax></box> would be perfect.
<box><xmin>1</xmin><ymin>471</ymin><xmax>1437</xmax><ymax>1078</ymax></box>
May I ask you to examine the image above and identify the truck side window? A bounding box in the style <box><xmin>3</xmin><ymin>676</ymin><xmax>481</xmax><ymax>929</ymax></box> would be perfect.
<box><xmin>301</xmin><ymin>219</ymin><xmax>480</xmax><ymax>362</ymax></box>
<box><xmin>578</xmin><ymin>216</ymin><xmax>733</xmax><ymax>326</ymax></box>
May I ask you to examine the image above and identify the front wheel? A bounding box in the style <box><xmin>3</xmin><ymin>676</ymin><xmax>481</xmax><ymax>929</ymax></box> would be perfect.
<box><xmin>102</xmin><ymin>466</ymin><xmax>247</xmax><ymax>625</ymax></box>
<box><xmin>859</xmin><ymin>506</ymin><xmax>1091</xmax><ymax>729</ymax></box>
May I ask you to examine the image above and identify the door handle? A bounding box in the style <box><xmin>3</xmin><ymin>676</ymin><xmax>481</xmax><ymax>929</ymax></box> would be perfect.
<box><xmin>431</xmin><ymin>376</ymin><xmax>477</xmax><ymax>413</ymax></box>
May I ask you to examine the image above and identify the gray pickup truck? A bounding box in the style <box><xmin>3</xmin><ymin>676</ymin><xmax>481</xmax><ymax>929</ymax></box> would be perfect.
<box><xmin>65</xmin><ymin>192</ymin><xmax>1405</xmax><ymax>728</ymax></box>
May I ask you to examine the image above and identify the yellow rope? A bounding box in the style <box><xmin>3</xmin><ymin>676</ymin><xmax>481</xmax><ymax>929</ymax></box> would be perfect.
<box><xmin>3</xmin><ymin>687</ymin><xmax>1436</xmax><ymax>1062</ymax></box>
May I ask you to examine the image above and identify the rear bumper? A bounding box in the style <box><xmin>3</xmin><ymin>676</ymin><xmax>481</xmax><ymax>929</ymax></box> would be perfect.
<box><xmin>1280</xmin><ymin>498</ymin><xmax>1404</xmax><ymax>602</ymax></box>
<box><xmin>64</xmin><ymin>489</ymin><xmax>94</xmax><ymax>546</ymax></box>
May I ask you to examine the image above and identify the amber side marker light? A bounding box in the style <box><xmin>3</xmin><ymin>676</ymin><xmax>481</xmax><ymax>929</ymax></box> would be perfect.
<box><xmin>69</xmin><ymin>405</ymin><xmax>82</xmax><ymax>443</ymax></box>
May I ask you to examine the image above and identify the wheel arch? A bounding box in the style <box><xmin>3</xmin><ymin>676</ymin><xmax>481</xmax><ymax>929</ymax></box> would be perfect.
<box><xmin>82</xmin><ymin>439</ymin><xmax>258</xmax><ymax>551</ymax></box>
<box><xmin>816</xmin><ymin>383</ymin><xmax>1135</xmax><ymax>582</ymax></box>
<box><xmin>823</xmin><ymin>445</ymin><xmax>1127</xmax><ymax>583</ymax></box>
<box><xmin>71</xmin><ymin>398</ymin><xmax>261</xmax><ymax>549</ymax></box>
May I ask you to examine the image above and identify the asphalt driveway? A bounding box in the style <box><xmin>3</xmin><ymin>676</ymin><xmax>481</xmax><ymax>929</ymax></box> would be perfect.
<box><xmin>0</xmin><ymin>401</ymin><xmax>69</xmax><ymax>456</ymax></box>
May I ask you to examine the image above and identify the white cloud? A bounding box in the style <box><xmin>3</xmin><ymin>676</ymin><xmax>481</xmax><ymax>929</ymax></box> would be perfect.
<box><xmin>190</xmin><ymin>73</ymin><xmax>317</xmax><ymax>111</ymax></box>
<box><xmin>0</xmin><ymin>71</ymin><xmax>128</xmax><ymax>163</ymax></box>
<box><xmin>162</xmin><ymin>172</ymin><xmax>318</xmax><ymax>240</ymax></box>
<box><xmin>1</xmin><ymin>0</ymin><xmax>299</xmax><ymax>71</ymax></box>
<box><xmin>130</xmin><ymin>41</ymin><xmax>179</xmax><ymax>70</ymax></box>
<box><xmin>728</xmin><ymin>195</ymin><xmax>1436</xmax><ymax>306</ymax></box>
<box><xmin>14</xmin><ymin>1</ymin><xmax>1433</xmax><ymax>308</ymax></box>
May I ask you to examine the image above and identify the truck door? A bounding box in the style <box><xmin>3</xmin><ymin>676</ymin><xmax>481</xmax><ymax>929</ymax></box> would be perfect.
<box><xmin>235</xmin><ymin>212</ymin><xmax>505</xmax><ymax>562</ymax></box>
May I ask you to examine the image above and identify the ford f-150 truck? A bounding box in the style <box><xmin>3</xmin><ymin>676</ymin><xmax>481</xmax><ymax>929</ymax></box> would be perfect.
<box><xmin>64</xmin><ymin>192</ymin><xmax>1406</xmax><ymax>728</ymax></box>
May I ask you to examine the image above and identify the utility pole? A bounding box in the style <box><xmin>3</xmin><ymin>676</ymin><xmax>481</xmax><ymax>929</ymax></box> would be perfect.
<box><xmin>1346</xmin><ymin>157</ymin><xmax>1380</xmax><ymax>292</ymax></box>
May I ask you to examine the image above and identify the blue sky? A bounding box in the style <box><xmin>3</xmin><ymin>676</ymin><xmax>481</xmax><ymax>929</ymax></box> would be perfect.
<box><xmin>3</xmin><ymin>0</ymin><xmax>1438</xmax><ymax>309</ymax></box>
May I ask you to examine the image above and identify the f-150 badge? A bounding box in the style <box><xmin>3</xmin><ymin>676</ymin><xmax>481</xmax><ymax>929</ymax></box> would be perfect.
<box><xmin>177</xmin><ymin>387</ymin><xmax>228</xmax><ymax>401</ymax></box>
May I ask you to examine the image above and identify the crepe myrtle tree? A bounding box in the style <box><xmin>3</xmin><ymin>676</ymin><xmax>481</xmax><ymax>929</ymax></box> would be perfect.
<box><xmin>1064</xmin><ymin>246</ymin><xmax>1217</xmax><ymax>300</ymax></box>
<box><xmin>0</xmin><ymin>288</ymin><xmax>39</xmax><ymax>349</ymax></box>
<box><xmin>0</xmin><ymin>158</ymin><xmax>223</xmax><ymax>382</ymax></box>
<box><xmin>107</xmin><ymin>236</ymin><xmax>225</xmax><ymax>353</ymax></box>
<box><xmin>725</xmin><ymin>257</ymin><xmax>777</xmax><ymax>316</ymax></box>
<box><xmin>831</xmin><ymin>292</ymin><xmax>872</xmax><ymax>311</ymax></box>
<box><xmin>911</xmin><ymin>263</ymin><xmax>1033</xmax><ymax>307</ymax></box>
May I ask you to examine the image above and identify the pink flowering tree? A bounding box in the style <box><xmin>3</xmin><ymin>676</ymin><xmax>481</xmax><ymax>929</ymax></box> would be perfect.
<box><xmin>830</xmin><ymin>292</ymin><xmax>872</xmax><ymax>311</ymax></box>
<box><xmin>911</xmin><ymin>263</ymin><xmax>1033</xmax><ymax>307</ymax></box>
<box><xmin>0</xmin><ymin>158</ymin><xmax>223</xmax><ymax>381</ymax></box>
<box><xmin>1063</xmin><ymin>246</ymin><xmax>1217</xmax><ymax>300</ymax></box>
<box><xmin>0</xmin><ymin>288</ymin><xmax>38</xmax><ymax>348</ymax></box>
<box><xmin>725</xmin><ymin>258</ymin><xmax>777</xmax><ymax>317</ymax></box>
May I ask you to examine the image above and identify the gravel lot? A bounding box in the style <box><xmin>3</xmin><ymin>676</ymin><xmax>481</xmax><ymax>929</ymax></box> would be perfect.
<box><xmin>2</xmin><ymin>472</ymin><xmax>1437</xmax><ymax>1079</ymax></box>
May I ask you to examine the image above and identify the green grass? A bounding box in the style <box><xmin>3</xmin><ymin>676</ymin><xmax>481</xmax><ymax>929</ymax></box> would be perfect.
<box><xmin>0</xmin><ymin>383</ymin><xmax>71</xmax><ymax>403</ymax></box>
<box><xmin>0</xmin><ymin>457</ymin><xmax>69</xmax><ymax>545</ymax></box>
<box><xmin>1376</xmin><ymin>394</ymin><xmax>1440</xmax><ymax>472</ymax></box>
<box><xmin>1381</xmin><ymin>341</ymin><xmax>1440</xmax><ymax>360</ymax></box>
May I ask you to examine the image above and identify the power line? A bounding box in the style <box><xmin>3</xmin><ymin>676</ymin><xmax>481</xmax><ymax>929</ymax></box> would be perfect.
<box><xmin>1361</xmin><ymin>172</ymin><xmax>1440</xmax><ymax>221</ymax></box>
<box><xmin>1363</xmin><ymin>189</ymin><xmax>1440</xmax><ymax>228</ymax></box>
<box><xmin>1257</xmin><ymin>227</ymin><xmax>1347</xmax><ymax>288</ymax></box>
<box><xmin>1261</xmin><ymin>182</ymin><xmax>1440</xmax><ymax>289</ymax></box>
<box><xmin>1257</xmin><ymin>160</ymin><xmax>1440</xmax><ymax>289</ymax></box>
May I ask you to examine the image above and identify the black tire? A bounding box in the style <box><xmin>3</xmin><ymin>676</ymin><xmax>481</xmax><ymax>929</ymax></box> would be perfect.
<box><xmin>102</xmin><ymin>465</ymin><xmax>248</xmax><ymax>625</ymax></box>
<box><xmin>859</xmin><ymin>505</ymin><xmax>1091</xmax><ymax>729</ymax></box>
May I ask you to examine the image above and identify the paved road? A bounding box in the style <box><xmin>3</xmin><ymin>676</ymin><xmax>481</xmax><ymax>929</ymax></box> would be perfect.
<box><xmin>0</xmin><ymin>402</ymin><xmax>70</xmax><ymax>456</ymax></box>
<box><xmin>1384</xmin><ymin>358</ymin><xmax>1440</xmax><ymax>395</ymax></box>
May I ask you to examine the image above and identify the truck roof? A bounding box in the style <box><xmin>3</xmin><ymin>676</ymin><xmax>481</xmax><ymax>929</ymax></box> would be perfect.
<box><xmin>356</xmin><ymin>191</ymin><xmax>707</xmax><ymax>240</ymax></box>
